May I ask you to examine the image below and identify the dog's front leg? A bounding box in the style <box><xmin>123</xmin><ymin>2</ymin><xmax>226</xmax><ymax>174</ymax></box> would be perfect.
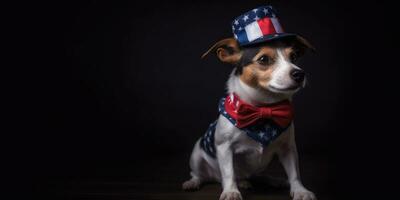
<box><xmin>278</xmin><ymin>129</ymin><xmax>316</xmax><ymax>200</ymax></box>
<box><xmin>216</xmin><ymin>141</ymin><xmax>242</xmax><ymax>200</ymax></box>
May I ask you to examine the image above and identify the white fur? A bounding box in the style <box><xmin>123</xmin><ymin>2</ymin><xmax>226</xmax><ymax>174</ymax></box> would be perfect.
<box><xmin>183</xmin><ymin>49</ymin><xmax>315</xmax><ymax>200</ymax></box>
<box><xmin>268</xmin><ymin>50</ymin><xmax>306</xmax><ymax>94</ymax></box>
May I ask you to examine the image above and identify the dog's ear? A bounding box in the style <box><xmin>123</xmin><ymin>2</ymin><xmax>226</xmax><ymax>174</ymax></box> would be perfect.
<box><xmin>201</xmin><ymin>38</ymin><xmax>242</xmax><ymax>64</ymax></box>
<box><xmin>295</xmin><ymin>35</ymin><xmax>316</xmax><ymax>52</ymax></box>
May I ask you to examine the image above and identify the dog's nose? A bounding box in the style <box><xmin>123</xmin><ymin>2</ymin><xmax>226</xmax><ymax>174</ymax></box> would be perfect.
<box><xmin>290</xmin><ymin>69</ymin><xmax>305</xmax><ymax>83</ymax></box>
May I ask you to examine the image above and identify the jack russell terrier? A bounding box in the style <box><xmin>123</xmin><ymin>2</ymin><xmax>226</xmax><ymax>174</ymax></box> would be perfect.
<box><xmin>183</xmin><ymin>5</ymin><xmax>316</xmax><ymax>200</ymax></box>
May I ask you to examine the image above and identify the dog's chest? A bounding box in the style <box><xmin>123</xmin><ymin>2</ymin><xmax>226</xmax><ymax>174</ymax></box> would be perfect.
<box><xmin>230</xmin><ymin>129</ymin><xmax>287</xmax><ymax>174</ymax></box>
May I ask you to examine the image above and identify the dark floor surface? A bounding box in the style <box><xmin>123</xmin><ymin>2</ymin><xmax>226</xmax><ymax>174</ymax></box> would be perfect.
<box><xmin>34</xmin><ymin>154</ymin><xmax>336</xmax><ymax>200</ymax></box>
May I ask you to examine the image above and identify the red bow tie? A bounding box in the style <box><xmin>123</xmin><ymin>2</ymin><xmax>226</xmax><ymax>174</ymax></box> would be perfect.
<box><xmin>224</xmin><ymin>93</ymin><xmax>293</xmax><ymax>128</ymax></box>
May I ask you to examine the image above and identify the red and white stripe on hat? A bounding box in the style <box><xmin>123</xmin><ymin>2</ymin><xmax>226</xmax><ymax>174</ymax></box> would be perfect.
<box><xmin>245</xmin><ymin>17</ymin><xmax>284</xmax><ymax>42</ymax></box>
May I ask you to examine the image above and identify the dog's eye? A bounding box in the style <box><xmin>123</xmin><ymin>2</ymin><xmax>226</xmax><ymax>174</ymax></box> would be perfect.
<box><xmin>290</xmin><ymin>51</ymin><xmax>300</xmax><ymax>63</ymax></box>
<box><xmin>257</xmin><ymin>55</ymin><xmax>271</xmax><ymax>65</ymax></box>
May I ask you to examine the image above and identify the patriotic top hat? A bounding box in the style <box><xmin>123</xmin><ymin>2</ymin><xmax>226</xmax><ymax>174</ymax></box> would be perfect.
<box><xmin>232</xmin><ymin>5</ymin><xmax>298</xmax><ymax>47</ymax></box>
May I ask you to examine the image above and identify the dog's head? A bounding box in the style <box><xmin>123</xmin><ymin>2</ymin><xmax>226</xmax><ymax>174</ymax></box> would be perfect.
<box><xmin>202</xmin><ymin>36</ymin><xmax>314</xmax><ymax>95</ymax></box>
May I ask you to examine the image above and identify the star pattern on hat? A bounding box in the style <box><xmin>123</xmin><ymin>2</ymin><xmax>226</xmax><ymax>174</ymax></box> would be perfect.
<box><xmin>263</xmin><ymin>8</ymin><xmax>269</xmax><ymax>14</ymax></box>
<box><xmin>232</xmin><ymin>6</ymin><xmax>275</xmax><ymax>36</ymax></box>
<box><xmin>242</xmin><ymin>15</ymin><xmax>249</xmax><ymax>22</ymax></box>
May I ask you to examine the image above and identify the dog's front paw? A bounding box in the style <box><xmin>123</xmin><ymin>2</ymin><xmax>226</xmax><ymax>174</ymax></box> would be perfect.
<box><xmin>219</xmin><ymin>190</ymin><xmax>242</xmax><ymax>200</ymax></box>
<box><xmin>182</xmin><ymin>178</ymin><xmax>201</xmax><ymax>191</ymax></box>
<box><xmin>291</xmin><ymin>188</ymin><xmax>316</xmax><ymax>200</ymax></box>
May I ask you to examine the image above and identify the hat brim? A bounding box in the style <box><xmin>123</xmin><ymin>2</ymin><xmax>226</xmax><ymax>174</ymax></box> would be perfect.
<box><xmin>240</xmin><ymin>33</ymin><xmax>315</xmax><ymax>51</ymax></box>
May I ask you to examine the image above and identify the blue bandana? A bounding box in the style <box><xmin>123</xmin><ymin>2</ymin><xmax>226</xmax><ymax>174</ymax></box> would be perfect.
<box><xmin>200</xmin><ymin>97</ymin><xmax>290</xmax><ymax>158</ymax></box>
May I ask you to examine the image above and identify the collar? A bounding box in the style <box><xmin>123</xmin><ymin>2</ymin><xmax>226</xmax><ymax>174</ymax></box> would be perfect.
<box><xmin>222</xmin><ymin>93</ymin><xmax>293</xmax><ymax>128</ymax></box>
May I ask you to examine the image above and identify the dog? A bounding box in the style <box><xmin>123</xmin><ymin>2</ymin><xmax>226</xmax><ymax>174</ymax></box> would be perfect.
<box><xmin>182</xmin><ymin>6</ymin><xmax>316</xmax><ymax>200</ymax></box>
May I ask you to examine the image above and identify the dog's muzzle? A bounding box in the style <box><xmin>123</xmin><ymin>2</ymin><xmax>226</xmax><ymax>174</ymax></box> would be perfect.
<box><xmin>290</xmin><ymin>69</ymin><xmax>306</xmax><ymax>83</ymax></box>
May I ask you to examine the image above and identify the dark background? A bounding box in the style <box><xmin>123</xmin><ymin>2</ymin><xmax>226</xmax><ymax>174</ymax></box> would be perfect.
<box><xmin>13</xmin><ymin>0</ymin><xmax>399</xmax><ymax>199</ymax></box>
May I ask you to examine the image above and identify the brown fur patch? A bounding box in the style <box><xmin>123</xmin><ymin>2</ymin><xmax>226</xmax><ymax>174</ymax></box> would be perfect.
<box><xmin>283</xmin><ymin>47</ymin><xmax>294</xmax><ymax>58</ymax></box>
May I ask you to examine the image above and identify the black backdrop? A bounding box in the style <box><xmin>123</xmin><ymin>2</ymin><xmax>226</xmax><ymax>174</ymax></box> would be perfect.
<box><xmin>17</xmin><ymin>0</ymin><xmax>399</xmax><ymax>199</ymax></box>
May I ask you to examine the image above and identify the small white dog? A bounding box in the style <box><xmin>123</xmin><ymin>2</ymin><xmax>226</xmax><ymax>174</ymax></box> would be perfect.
<box><xmin>182</xmin><ymin>36</ymin><xmax>316</xmax><ymax>200</ymax></box>
<box><xmin>183</xmin><ymin>6</ymin><xmax>316</xmax><ymax>200</ymax></box>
